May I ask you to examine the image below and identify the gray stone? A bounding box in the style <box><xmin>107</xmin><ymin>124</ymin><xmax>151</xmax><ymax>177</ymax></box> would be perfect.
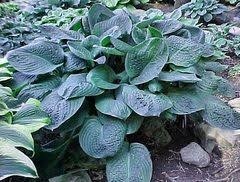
<box><xmin>180</xmin><ymin>142</ymin><xmax>210</xmax><ymax>168</ymax></box>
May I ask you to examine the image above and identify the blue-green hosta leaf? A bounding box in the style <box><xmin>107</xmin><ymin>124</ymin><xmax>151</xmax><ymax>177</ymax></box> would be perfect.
<box><xmin>0</xmin><ymin>144</ymin><xmax>38</xmax><ymax>180</ymax></box>
<box><xmin>152</xmin><ymin>19</ymin><xmax>183</xmax><ymax>35</ymax></box>
<box><xmin>79</xmin><ymin>116</ymin><xmax>126</xmax><ymax>158</ymax></box>
<box><xmin>68</xmin><ymin>35</ymin><xmax>100</xmax><ymax>61</ymax></box>
<box><xmin>68</xmin><ymin>41</ymin><xmax>93</xmax><ymax>61</ymax></box>
<box><xmin>88</xmin><ymin>4</ymin><xmax>115</xmax><ymax>30</ymax></box>
<box><xmin>56</xmin><ymin>105</ymin><xmax>89</xmax><ymax>133</ymax></box>
<box><xmin>95</xmin><ymin>93</ymin><xmax>131</xmax><ymax>120</ymax></box>
<box><xmin>6</xmin><ymin>40</ymin><xmax>64</xmax><ymax>75</ymax></box>
<box><xmin>217</xmin><ymin>78</ymin><xmax>235</xmax><ymax>98</ymax></box>
<box><xmin>100</xmin><ymin>26</ymin><xmax>122</xmax><ymax>39</ymax></box>
<box><xmin>13</xmin><ymin>104</ymin><xmax>51</xmax><ymax>132</ymax></box>
<box><xmin>101</xmin><ymin>0</ymin><xmax>119</xmax><ymax>7</ymax></box>
<box><xmin>170</xmin><ymin>65</ymin><xmax>204</xmax><ymax>76</ymax></box>
<box><xmin>125</xmin><ymin>113</ymin><xmax>144</xmax><ymax>135</ymax></box>
<box><xmin>131</xmin><ymin>26</ymin><xmax>147</xmax><ymax>44</ymax></box>
<box><xmin>41</xmin><ymin>91</ymin><xmax>85</xmax><ymax>130</ymax></box>
<box><xmin>178</xmin><ymin>25</ymin><xmax>205</xmax><ymax>43</ymax></box>
<box><xmin>10</xmin><ymin>72</ymin><xmax>37</xmax><ymax>91</ymax></box>
<box><xmin>49</xmin><ymin>170</ymin><xmax>92</xmax><ymax>182</ymax></box>
<box><xmin>87</xmin><ymin>65</ymin><xmax>119</xmax><ymax>90</ymax></box>
<box><xmin>196</xmin><ymin>72</ymin><xmax>220</xmax><ymax>94</ymax></box>
<box><xmin>40</xmin><ymin>25</ymin><xmax>84</xmax><ymax>41</ymax></box>
<box><xmin>106</xmin><ymin>142</ymin><xmax>152</xmax><ymax>182</ymax></box>
<box><xmin>199</xmin><ymin>61</ymin><xmax>228</xmax><ymax>73</ymax></box>
<box><xmin>18</xmin><ymin>76</ymin><xmax>61</xmax><ymax>102</ymax></box>
<box><xmin>92</xmin><ymin>13</ymin><xmax>132</xmax><ymax>37</ymax></box>
<box><xmin>58</xmin><ymin>73</ymin><xmax>103</xmax><ymax>99</ymax></box>
<box><xmin>167</xmin><ymin>89</ymin><xmax>205</xmax><ymax>115</ymax></box>
<box><xmin>158</xmin><ymin>71</ymin><xmax>201</xmax><ymax>83</ymax></box>
<box><xmin>64</xmin><ymin>52</ymin><xmax>87</xmax><ymax>72</ymax></box>
<box><xmin>201</xmin><ymin>95</ymin><xmax>240</xmax><ymax>129</ymax></box>
<box><xmin>0</xmin><ymin>123</ymin><xmax>34</xmax><ymax>151</ymax></box>
<box><xmin>125</xmin><ymin>38</ymin><xmax>169</xmax><ymax>85</ymax></box>
<box><xmin>167</xmin><ymin>36</ymin><xmax>203</xmax><ymax>67</ymax></box>
<box><xmin>120</xmin><ymin>85</ymin><xmax>172</xmax><ymax>117</ymax></box>
<box><xmin>196</xmin><ymin>71</ymin><xmax>234</xmax><ymax>97</ymax></box>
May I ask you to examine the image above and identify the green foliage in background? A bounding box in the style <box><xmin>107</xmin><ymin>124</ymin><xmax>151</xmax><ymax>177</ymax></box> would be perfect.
<box><xmin>0</xmin><ymin>2</ymin><xmax>19</xmax><ymax>18</ymax></box>
<box><xmin>181</xmin><ymin>0</ymin><xmax>227</xmax><ymax>22</ymax></box>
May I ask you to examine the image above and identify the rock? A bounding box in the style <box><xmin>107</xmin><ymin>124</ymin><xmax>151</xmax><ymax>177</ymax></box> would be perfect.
<box><xmin>180</xmin><ymin>142</ymin><xmax>210</xmax><ymax>168</ymax></box>
<box><xmin>228</xmin><ymin>98</ymin><xmax>240</xmax><ymax>108</ymax></box>
<box><xmin>195</xmin><ymin>123</ymin><xmax>240</xmax><ymax>151</ymax></box>
<box><xmin>229</xmin><ymin>26</ymin><xmax>240</xmax><ymax>36</ymax></box>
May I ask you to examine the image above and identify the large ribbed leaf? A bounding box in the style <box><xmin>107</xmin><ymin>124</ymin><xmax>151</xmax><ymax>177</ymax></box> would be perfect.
<box><xmin>199</xmin><ymin>61</ymin><xmax>228</xmax><ymax>73</ymax></box>
<box><xmin>201</xmin><ymin>95</ymin><xmax>240</xmax><ymax>129</ymax></box>
<box><xmin>6</xmin><ymin>40</ymin><xmax>64</xmax><ymax>75</ymax></box>
<box><xmin>87</xmin><ymin>65</ymin><xmax>119</xmax><ymax>89</ymax></box>
<box><xmin>0</xmin><ymin>123</ymin><xmax>34</xmax><ymax>151</ymax></box>
<box><xmin>196</xmin><ymin>72</ymin><xmax>220</xmax><ymax>94</ymax></box>
<box><xmin>92</xmin><ymin>13</ymin><xmax>132</xmax><ymax>37</ymax></box>
<box><xmin>95</xmin><ymin>93</ymin><xmax>131</xmax><ymax>120</ymax></box>
<box><xmin>87</xmin><ymin>4</ymin><xmax>115</xmax><ymax>30</ymax></box>
<box><xmin>125</xmin><ymin>38</ymin><xmax>169</xmax><ymax>85</ymax></box>
<box><xmin>168</xmin><ymin>89</ymin><xmax>205</xmax><ymax>115</ymax></box>
<box><xmin>68</xmin><ymin>41</ymin><xmax>94</xmax><ymax>61</ymax></box>
<box><xmin>49</xmin><ymin>170</ymin><xmax>92</xmax><ymax>182</ymax></box>
<box><xmin>167</xmin><ymin>36</ymin><xmax>203</xmax><ymax>67</ymax></box>
<box><xmin>79</xmin><ymin>116</ymin><xmax>126</xmax><ymax>158</ymax></box>
<box><xmin>40</xmin><ymin>25</ymin><xmax>84</xmax><ymax>41</ymax></box>
<box><xmin>120</xmin><ymin>85</ymin><xmax>172</xmax><ymax>116</ymax></box>
<box><xmin>158</xmin><ymin>71</ymin><xmax>201</xmax><ymax>83</ymax></box>
<box><xmin>18</xmin><ymin>76</ymin><xmax>61</xmax><ymax>102</ymax></box>
<box><xmin>0</xmin><ymin>144</ymin><xmax>38</xmax><ymax>180</ymax></box>
<box><xmin>41</xmin><ymin>91</ymin><xmax>85</xmax><ymax>130</ymax></box>
<box><xmin>106</xmin><ymin>142</ymin><xmax>152</xmax><ymax>182</ymax></box>
<box><xmin>13</xmin><ymin>104</ymin><xmax>51</xmax><ymax>132</ymax></box>
<box><xmin>196</xmin><ymin>71</ymin><xmax>234</xmax><ymax>97</ymax></box>
<box><xmin>152</xmin><ymin>19</ymin><xmax>183</xmax><ymax>35</ymax></box>
<box><xmin>64</xmin><ymin>52</ymin><xmax>87</xmax><ymax>72</ymax></box>
<box><xmin>58</xmin><ymin>73</ymin><xmax>103</xmax><ymax>99</ymax></box>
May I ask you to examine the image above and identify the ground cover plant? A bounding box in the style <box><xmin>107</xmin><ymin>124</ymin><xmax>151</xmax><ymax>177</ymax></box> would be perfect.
<box><xmin>1</xmin><ymin>0</ymin><xmax>240</xmax><ymax>181</ymax></box>
<box><xmin>181</xmin><ymin>0</ymin><xmax>228</xmax><ymax>22</ymax></box>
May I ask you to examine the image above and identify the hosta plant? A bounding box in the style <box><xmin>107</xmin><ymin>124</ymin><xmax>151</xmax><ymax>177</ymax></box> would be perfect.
<box><xmin>0</xmin><ymin>84</ymin><xmax>50</xmax><ymax>180</ymax></box>
<box><xmin>98</xmin><ymin>0</ymin><xmax>150</xmax><ymax>9</ymax></box>
<box><xmin>4</xmin><ymin>4</ymin><xmax>240</xmax><ymax>181</ymax></box>
<box><xmin>205</xmin><ymin>23</ymin><xmax>240</xmax><ymax>58</ymax></box>
<box><xmin>37</xmin><ymin>7</ymin><xmax>88</xmax><ymax>29</ymax></box>
<box><xmin>181</xmin><ymin>0</ymin><xmax>228</xmax><ymax>22</ymax></box>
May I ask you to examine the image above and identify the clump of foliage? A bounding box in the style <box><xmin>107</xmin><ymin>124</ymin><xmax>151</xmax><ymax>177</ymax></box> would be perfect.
<box><xmin>97</xmin><ymin>0</ymin><xmax>149</xmax><ymax>9</ymax></box>
<box><xmin>37</xmin><ymin>7</ymin><xmax>88</xmax><ymax>28</ymax></box>
<box><xmin>181</xmin><ymin>0</ymin><xmax>228</xmax><ymax>22</ymax></box>
<box><xmin>2</xmin><ymin>3</ymin><xmax>240</xmax><ymax>182</ymax></box>
<box><xmin>0</xmin><ymin>62</ymin><xmax>50</xmax><ymax>180</ymax></box>
<box><xmin>0</xmin><ymin>16</ymin><xmax>40</xmax><ymax>56</ymax></box>
<box><xmin>205</xmin><ymin>23</ymin><xmax>240</xmax><ymax>57</ymax></box>
<box><xmin>0</xmin><ymin>2</ymin><xmax>19</xmax><ymax>18</ymax></box>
